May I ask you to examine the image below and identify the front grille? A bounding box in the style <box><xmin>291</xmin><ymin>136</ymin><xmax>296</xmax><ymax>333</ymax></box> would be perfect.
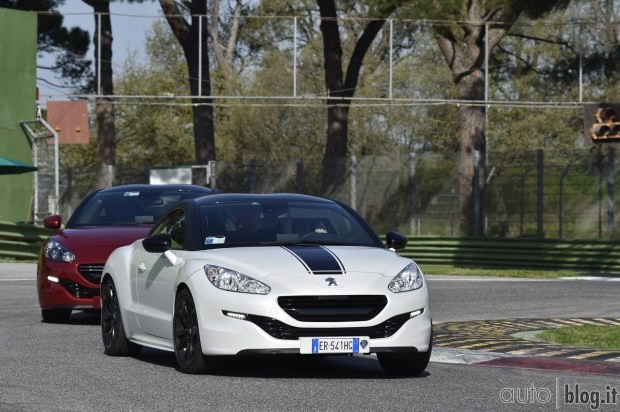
<box><xmin>247</xmin><ymin>313</ymin><xmax>410</xmax><ymax>340</ymax></box>
<box><xmin>78</xmin><ymin>264</ymin><xmax>104</xmax><ymax>284</ymax></box>
<box><xmin>278</xmin><ymin>295</ymin><xmax>387</xmax><ymax>322</ymax></box>
<box><xmin>59</xmin><ymin>279</ymin><xmax>100</xmax><ymax>298</ymax></box>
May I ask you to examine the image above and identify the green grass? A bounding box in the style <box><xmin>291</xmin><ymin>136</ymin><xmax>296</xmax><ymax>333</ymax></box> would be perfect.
<box><xmin>537</xmin><ymin>325</ymin><xmax>620</xmax><ymax>350</ymax></box>
<box><xmin>421</xmin><ymin>264</ymin><xmax>584</xmax><ymax>278</ymax></box>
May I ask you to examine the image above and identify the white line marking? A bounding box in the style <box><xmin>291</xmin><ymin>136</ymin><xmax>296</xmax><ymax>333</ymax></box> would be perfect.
<box><xmin>0</xmin><ymin>278</ymin><xmax>34</xmax><ymax>281</ymax></box>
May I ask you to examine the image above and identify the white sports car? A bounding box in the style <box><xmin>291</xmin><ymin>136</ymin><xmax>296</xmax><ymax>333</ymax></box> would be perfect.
<box><xmin>101</xmin><ymin>193</ymin><xmax>432</xmax><ymax>376</ymax></box>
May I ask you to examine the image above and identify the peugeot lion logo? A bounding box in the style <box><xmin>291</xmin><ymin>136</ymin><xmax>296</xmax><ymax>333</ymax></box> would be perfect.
<box><xmin>325</xmin><ymin>277</ymin><xmax>338</xmax><ymax>287</ymax></box>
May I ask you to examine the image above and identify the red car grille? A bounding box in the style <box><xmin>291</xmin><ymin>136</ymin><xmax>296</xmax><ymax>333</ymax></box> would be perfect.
<box><xmin>78</xmin><ymin>264</ymin><xmax>104</xmax><ymax>284</ymax></box>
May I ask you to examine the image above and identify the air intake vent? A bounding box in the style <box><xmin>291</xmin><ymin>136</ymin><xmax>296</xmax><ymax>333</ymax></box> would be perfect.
<box><xmin>59</xmin><ymin>279</ymin><xmax>99</xmax><ymax>298</ymax></box>
<box><xmin>247</xmin><ymin>313</ymin><xmax>410</xmax><ymax>340</ymax></box>
<box><xmin>278</xmin><ymin>295</ymin><xmax>387</xmax><ymax>322</ymax></box>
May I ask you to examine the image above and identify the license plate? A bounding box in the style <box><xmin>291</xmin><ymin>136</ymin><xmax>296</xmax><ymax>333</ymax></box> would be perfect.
<box><xmin>299</xmin><ymin>337</ymin><xmax>370</xmax><ymax>354</ymax></box>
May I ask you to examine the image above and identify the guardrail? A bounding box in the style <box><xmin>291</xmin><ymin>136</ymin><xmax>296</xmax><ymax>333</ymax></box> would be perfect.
<box><xmin>397</xmin><ymin>237</ymin><xmax>620</xmax><ymax>272</ymax></box>
<box><xmin>0</xmin><ymin>221</ymin><xmax>51</xmax><ymax>260</ymax></box>
<box><xmin>1</xmin><ymin>223</ymin><xmax>618</xmax><ymax>271</ymax></box>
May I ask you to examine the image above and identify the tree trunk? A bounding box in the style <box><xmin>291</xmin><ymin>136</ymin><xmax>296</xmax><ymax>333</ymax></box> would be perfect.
<box><xmin>85</xmin><ymin>0</ymin><xmax>116</xmax><ymax>188</ymax></box>
<box><xmin>317</xmin><ymin>0</ymin><xmax>392</xmax><ymax>198</ymax></box>
<box><xmin>318</xmin><ymin>0</ymin><xmax>347</xmax><ymax>197</ymax></box>
<box><xmin>456</xmin><ymin>97</ymin><xmax>486</xmax><ymax>236</ymax></box>
<box><xmin>434</xmin><ymin>3</ymin><xmax>489</xmax><ymax>236</ymax></box>
<box><xmin>187</xmin><ymin>14</ymin><xmax>215</xmax><ymax>181</ymax></box>
<box><xmin>208</xmin><ymin>0</ymin><xmax>242</xmax><ymax>80</ymax></box>
<box><xmin>160</xmin><ymin>0</ymin><xmax>215</xmax><ymax>185</ymax></box>
<box><xmin>322</xmin><ymin>104</ymin><xmax>350</xmax><ymax>197</ymax></box>
<box><xmin>429</xmin><ymin>0</ymin><xmax>561</xmax><ymax>235</ymax></box>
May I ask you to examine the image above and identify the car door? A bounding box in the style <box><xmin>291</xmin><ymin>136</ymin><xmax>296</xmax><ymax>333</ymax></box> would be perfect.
<box><xmin>135</xmin><ymin>209</ymin><xmax>187</xmax><ymax>340</ymax></box>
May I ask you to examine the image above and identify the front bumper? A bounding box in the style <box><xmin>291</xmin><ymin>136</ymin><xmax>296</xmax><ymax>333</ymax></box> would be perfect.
<box><xmin>37</xmin><ymin>259</ymin><xmax>102</xmax><ymax>310</ymax></box>
<box><xmin>186</xmin><ymin>273</ymin><xmax>432</xmax><ymax>356</ymax></box>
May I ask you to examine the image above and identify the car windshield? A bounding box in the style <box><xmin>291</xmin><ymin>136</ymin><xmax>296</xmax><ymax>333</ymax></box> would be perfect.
<box><xmin>199</xmin><ymin>199</ymin><xmax>379</xmax><ymax>248</ymax></box>
<box><xmin>70</xmin><ymin>189</ymin><xmax>202</xmax><ymax>227</ymax></box>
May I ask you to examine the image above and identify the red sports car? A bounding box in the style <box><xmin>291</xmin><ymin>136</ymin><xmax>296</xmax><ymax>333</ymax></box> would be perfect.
<box><xmin>37</xmin><ymin>184</ymin><xmax>215</xmax><ymax>323</ymax></box>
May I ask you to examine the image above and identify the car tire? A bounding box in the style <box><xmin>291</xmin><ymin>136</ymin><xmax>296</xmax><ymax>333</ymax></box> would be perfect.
<box><xmin>377</xmin><ymin>332</ymin><xmax>432</xmax><ymax>377</ymax></box>
<box><xmin>101</xmin><ymin>278</ymin><xmax>141</xmax><ymax>356</ymax></box>
<box><xmin>173</xmin><ymin>288</ymin><xmax>211</xmax><ymax>374</ymax></box>
<box><xmin>41</xmin><ymin>309</ymin><xmax>71</xmax><ymax>323</ymax></box>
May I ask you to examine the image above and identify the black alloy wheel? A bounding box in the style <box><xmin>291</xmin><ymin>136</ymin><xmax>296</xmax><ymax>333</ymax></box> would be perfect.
<box><xmin>173</xmin><ymin>288</ymin><xmax>210</xmax><ymax>374</ymax></box>
<box><xmin>101</xmin><ymin>278</ymin><xmax>141</xmax><ymax>356</ymax></box>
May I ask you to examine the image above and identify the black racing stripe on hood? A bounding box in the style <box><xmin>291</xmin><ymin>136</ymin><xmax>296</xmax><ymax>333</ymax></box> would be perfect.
<box><xmin>283</xmin><ymin>245</ymin><xmax>345</xmax><ymax>275</ymax></box>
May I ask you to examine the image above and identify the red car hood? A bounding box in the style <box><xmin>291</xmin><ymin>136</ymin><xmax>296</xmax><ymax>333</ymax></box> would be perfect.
<box><xmin>51</xmin><ymin>226</ymin><xmax>151</xmax><ymax>263</ymax></box>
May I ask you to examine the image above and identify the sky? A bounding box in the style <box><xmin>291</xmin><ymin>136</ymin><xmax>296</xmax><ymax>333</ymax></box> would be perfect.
<box><xmin>37</xmin><ymin>1</ymin><xmax>162</xmax><ymax>102</ymax></box>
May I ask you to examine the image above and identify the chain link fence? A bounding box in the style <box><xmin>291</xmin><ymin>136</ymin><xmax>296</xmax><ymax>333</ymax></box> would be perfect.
<box><xmin>33</xmin><ymin>145</ymin><xmax>620</xmax><ymax>240</ymax></box>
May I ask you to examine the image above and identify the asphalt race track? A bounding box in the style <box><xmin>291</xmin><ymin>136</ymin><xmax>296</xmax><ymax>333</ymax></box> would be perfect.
<box><xmin>2</xmin><ymin>263</ymin><xmax>620</xmax><ymax>411</ymax></box>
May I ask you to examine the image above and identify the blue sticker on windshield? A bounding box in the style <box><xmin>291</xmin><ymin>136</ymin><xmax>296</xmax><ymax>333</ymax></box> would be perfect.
<box><xmin>124</xmin><ymin>191</ymin><xmax>140</xmax><ymax>197</ymax></box>
<box><xmin>205</xmin><ymin>236</ymin><xmax>225</xmax><ymax>245</ymax></box>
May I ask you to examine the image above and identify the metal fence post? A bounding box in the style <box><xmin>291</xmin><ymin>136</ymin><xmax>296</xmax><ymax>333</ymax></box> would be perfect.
<box><xmin>409</xmin><ymin>152</ymin><xmax>418</xmax><ymax>236</ymax></box>
<box><xmin>66</xmin><ymin>168</ymin><xmax>73</xmax><ymax>218</ymax></box>
<box><xmin>519</xmin><ymin>171</ymin><xmax>528</xmax><ymax>237</ymax></box>
<box><xmin>473</xmin><ymin>150</ymin><xmax>481</xmax><ymax>236</ymax></box>
<box><xmin>537</xmin><ymin>150</ymin><xmax>544</xmax><ymax>238</ymax></box>
<box><xmin>350</xmin><ymin>155</ymin><xmax>357</xmax><ymax>210</ymax></box>
<box><xmin>598</xmin><ymin>149</ymin><xmax>603</xmax><ymax>239</ymax></box>
<box><xmin>559</xmin><ymin>163</ymin><xmax>572</xmax><ymax>239</ymax></box>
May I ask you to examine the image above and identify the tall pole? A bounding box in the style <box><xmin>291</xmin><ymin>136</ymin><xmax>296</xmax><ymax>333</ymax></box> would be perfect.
<box><xmin>484</xmin><ymin>22</ymin><xmax>489</xmax><ymax>235</ymax></box>
<box><xmin>38</xmin><ymin>117</ymin><xmax>59</xmax><ymax>215</ymax></box>
<box><xmin>608</xmin><ymin>148</ymin><xmax>615</xmax><ymax>238</ymax></box>
<box><xmin>293</xmin><ymin>17</ymin><xmax>297</xmax><ymax>97</ymax></box>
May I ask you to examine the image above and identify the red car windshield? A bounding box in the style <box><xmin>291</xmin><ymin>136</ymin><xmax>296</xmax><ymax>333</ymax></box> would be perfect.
<box><xmin>70</xmin><ymin>189</ymin><xmax>197</xmax><ymax>227</ymax></box>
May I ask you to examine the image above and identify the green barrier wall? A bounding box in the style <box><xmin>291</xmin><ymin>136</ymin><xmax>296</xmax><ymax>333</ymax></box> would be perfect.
<box><xmin>0</xmin><ymin>220</ymin><xmax>50</xmax><ymax>259</ymax></box>
<box><xmin>0</xmin><ymin>8</ymin><xmax>37</xmax><ymax>222</ymax></box>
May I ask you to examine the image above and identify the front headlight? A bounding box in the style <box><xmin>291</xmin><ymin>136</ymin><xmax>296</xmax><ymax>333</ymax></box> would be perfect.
<box><xmin>204</xmin><ymin>264</ymin><xmax>271</xmax><ymax>295</ymax></box>
<box><xmin>44</xmin><ymin>240</ymin><xmax>76</xmax><ymax>263</ymax></box>
<box><xmin>388</xmin><ymin>262</ymin><xmax>424</xmax><ymax>293</ymax></box>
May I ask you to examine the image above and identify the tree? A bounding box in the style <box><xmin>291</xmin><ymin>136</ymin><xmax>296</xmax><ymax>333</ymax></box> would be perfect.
<box><xmin>208</xmin><ymin>0</ymin><xmax>246</xmax><ymax>81</ymax></box>
<box><xmin>317</xmin><ymin>0</ymin><xmax>401</xmax><ymax>197</ymax></box>
<box><xmin>58</xmin><ymin>19</ymin><xmax>196</xmax><ymax>197</ymax></box>
<box><xmin>400</xmin><ymin>0</ymin><xmax>571</xmax><ymax>235</ymax></box>
<box><xmin>82</xmin><ymin>0</ymin><xmax>117</xmax><ymax>188</ymax></box>
<box><xmin>159</xmin><ymin>0</ymin><xmax>216</xmax><ymax>185</ymax></box>
<box><xmin>113</xmin><ymin>22</ymin><xmax>196</xmax><ymax>179</ymax></box>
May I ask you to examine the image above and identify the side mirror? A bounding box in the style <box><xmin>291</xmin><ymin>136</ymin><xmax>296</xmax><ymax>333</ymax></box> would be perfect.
<box><xmin>43</xmin><ymin>215</ymin><xmax>62</xmax><ymax>230</ymax></box>
<box><xmin>385</xmin><ymin>231</ymin><xmax>407</xmax><ymax>250</ymax></box>
<box><xmin>142</xmin><ymin>233</ymin><xmax>172</xmax><ymax>254</ymax></box>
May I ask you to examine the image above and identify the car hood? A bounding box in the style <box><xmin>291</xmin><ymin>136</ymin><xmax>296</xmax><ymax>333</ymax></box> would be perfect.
<box><xmin>199</xmin><ymin>245</ymin><xmax>412</xmax><ymax>280</ymax></box>
<box><xmin>52</xmin><ymin>226</ymin><xmax>152</xmax><ymax>263</ymax></box>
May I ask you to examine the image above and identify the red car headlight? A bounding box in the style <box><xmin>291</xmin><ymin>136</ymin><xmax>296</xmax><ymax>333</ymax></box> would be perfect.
<box><xmin>44</xmin><ymin>240</ymin><xmax>76</xmax><ymax>263</ymax></box>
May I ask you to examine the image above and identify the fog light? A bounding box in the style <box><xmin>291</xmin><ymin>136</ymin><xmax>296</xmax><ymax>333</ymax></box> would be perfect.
<box><xmin>224</xmin><ymin>311</ymin><xmax>247</xmax><ymax>321</ymax></box>
<box><xmin>47</xmin><ymin>276</ymin><xmax>59</xmax><ymax>283</ymax></box>
<box><xmin>409</xmin><ymin>309</ymin><xmax>424</xmax><ymax>318</ymax></box>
